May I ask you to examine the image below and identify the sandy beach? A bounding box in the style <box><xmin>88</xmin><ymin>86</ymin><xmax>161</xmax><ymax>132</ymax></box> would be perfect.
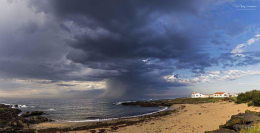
<box><xmin>31</xmin><ymin>102</ymin><xmax>260</xmax><ymax>133</ymax></box>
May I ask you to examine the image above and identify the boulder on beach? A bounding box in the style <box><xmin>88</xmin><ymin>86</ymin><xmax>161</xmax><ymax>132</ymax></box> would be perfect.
<box><xmin>28</xmin><ymin>116</ymin><xmax>53</xmax><ymax>124</ymax></box>
<box><xmin>21</xmin><ymin>111</ymin><xmax>45</xmax><ymax>117</ymax></box>
<box><xmin>206</xmin><ymin>110</ymin><xmax>260</xmax><ymax>132</ymax></box>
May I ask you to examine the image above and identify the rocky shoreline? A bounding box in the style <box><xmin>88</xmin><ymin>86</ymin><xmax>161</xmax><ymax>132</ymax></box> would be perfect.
<box><xmin>122</xmin><ymin>97</ymin><xmax>235</xmax><ymax>107</ymax></box>
<box><xmin>35</xmin><ymin>105</ymin><xmax>185</xmax><ymax>133</ymax></box>
<box><xmin>0</xmin><ymin>104</ymin><xmax>52</xmax><ymax>133</ymax></box>
<box><xmin>0</xmin><ymin>97</ymin><xmax>237</xmax><ymax>133</ymax></box>
<box><xmin>0</xmin><ymin>102</ymin><xmax>185</xmax><ymax>133</ymax></box>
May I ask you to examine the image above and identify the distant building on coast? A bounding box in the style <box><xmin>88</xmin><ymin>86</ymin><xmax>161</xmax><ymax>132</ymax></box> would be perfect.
<box><xmin>213</xmin><ymin>92</ymin><xmax>230</xmax><ymax>97</ymax></box>
<box><xmin>191</xmin><ymin>92</ymin><xmax>238</xmax><ymax>98</ymax></box>
<box><xmin>232</xmin><ymin>93</ymin><xmax>239</xmax><ymax>97</ymax></box>
<box><xmin>191</xmin><ymin>93</ymin><xmax>210</xmax><ymax>98</ymax></box>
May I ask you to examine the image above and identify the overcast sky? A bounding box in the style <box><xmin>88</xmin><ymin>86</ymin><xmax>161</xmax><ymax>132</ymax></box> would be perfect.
<box><xmin>1</xmin><ymin>0</ymin><xmax>260</xmax><ymax>99</ymax></box>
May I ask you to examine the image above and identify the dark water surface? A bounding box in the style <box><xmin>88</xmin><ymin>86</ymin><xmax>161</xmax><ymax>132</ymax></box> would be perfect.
<box><xmin>0</xmin><ymin>98</ymin><xmax>166</xmax><ymax>122</ymax></box>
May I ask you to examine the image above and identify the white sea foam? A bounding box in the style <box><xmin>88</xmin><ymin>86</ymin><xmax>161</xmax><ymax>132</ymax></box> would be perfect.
<box><xmin>18</xmin><ymin>105</ymin><xmax>28</xmax><ymax>108</ymax></box>
<box><xmin>113</xmin><ymin>101</ymin><xmax>136</xmax><ymax>105</ymax></box>
<box><xmin>18</xmin><ymin>112</ymin><xmax>23</xmax><ymax>116</ymax></box>
<box><xmin>47</xmin><ymin>108</ymin><xmax>56</xmax><ymax>111</ymax></box>
<box><xmin>1</xmin><ymin>103</ymin><xmax>34</xmax><ymax>108</ymax></box>
<box><xmin>67</xmin><ymin>106</ymin><xmax>168</xmax><ymax>123</ymax></box>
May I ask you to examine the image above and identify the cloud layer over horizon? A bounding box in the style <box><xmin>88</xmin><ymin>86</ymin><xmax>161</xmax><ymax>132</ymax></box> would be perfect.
<box><xmin>1</xmin><ymin>0</ymin><xmax>260</xmax><ymax>99</ymax></box>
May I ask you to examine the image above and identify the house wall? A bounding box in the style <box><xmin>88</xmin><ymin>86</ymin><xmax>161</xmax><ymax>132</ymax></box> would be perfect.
<box><xmin>232</xmin><ymin>94</ymin><xmax>238</xmax><ymax>97</ymax></box>
<box><xmin>191</xmin><ymin>93</ymin><xmax>209</xmax><ymax>98</ymax></box>
<box><xmin>213</xmin><ymin>93</ymin><xmax>230</xmax><ymax>97</ymax></box>
<box><xmin>191</xmin><ymin>93</ymin><xmax>231</xmax><ymax>98</ymax></box>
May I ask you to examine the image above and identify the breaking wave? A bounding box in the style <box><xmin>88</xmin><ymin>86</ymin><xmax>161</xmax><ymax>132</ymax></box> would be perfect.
<box><xmin>1</xmin><ymin>103</ymin><xmax>35</xmax><ymax>108</ymax></box>
<box><xmin>112</xmin><ymin>101</ymin><xmax>136</xmax><ymax>105</ymax></box>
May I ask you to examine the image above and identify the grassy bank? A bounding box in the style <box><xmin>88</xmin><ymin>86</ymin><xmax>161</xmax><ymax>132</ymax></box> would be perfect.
<box><xmin>122</xmin><ymin>97</ymin><xmax>237</xmax><ymax>107</ymax></box>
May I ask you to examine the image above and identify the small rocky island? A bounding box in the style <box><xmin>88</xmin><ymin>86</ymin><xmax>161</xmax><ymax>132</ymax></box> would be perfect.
<box><xmin>0</xmin><ymin>104</ymin><xmax>52</xmax><ymax>132</ymax></box>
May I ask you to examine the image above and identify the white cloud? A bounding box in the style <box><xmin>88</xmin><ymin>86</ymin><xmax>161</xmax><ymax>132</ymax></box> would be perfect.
<box><xmin>255</xmin><ymin>34</ymin><xmax>260</xmax><ymax>37</ymax></box>
<box><xmin>231</xmin><ymin>34</ymin><xmax>260</xmax><ymax>56</ymax></box>
<box><xmin>219</xmin><ymin>70</ymin><xmax>260</xmax><ymax>81</ymax></box>
<box><xmin>0</xmin><ymin>78</ymin><xmax>106</xmax><ymax>98</ymax></box>
<box><xmin>164</xmin><ymin>70</ymin><xmax>260</xmax><ymax>85</ymax></box>
<box><xmin>163</xmin><ymin>73</ymin><xmax>211</xmax><ymax>85</ymax></box>
<box><xmin>231</xmin><ymin>44</ymin><xmax>246</xmax><ymax>54</ymax></box>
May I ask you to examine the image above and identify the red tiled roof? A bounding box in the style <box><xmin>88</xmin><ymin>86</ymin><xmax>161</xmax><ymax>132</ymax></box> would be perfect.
<box><xmin>214</xmin><ymin>92</ymin><xmax>225</xmax><ymax>94</ymax></box>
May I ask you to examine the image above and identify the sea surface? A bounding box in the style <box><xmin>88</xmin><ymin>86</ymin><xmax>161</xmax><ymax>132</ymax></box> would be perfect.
<box><xmin>0</xmin><ymin>98</ymin><xmax>167</xmax><ymax>122</ymax></box>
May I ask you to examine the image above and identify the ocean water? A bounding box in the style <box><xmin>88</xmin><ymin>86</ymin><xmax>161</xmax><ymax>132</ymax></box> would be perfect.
<box><xmin>0</xmin><ymin>98</ymin><xmax>166</xmax><ymax>122</ymax></box>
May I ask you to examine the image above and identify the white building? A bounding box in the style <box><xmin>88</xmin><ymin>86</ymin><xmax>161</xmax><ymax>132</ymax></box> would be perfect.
<box><xmin>213</xmin><ymin>92</ymin><xmax>230</xmax><ymax>97</ymax></box>
<box><xmin>232</xmin><ymin>93</ymin><xmax>239</xmax><ymax>97</ymax></box>
<box><xmin>191</xmin><ymin>93</ymin><xmax>210</xmax><ymax>98</ymax></box>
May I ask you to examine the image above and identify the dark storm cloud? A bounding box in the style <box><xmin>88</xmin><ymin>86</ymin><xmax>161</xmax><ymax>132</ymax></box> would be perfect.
<box><xmin>0</xmin><ymin>0</ymin><xmax>242</xmax><ymax>98</ymax></box>
<box><xmin>56</xmin><ymin>84</ymin><xmax>77</xmax><ymax>87</ymax></box>
<box><xmin>46</xmin><ymin>0</ymin><xmax>212</xmax><ymax>66</ymax></box>
<box><xmin>25</xmin><ymin>0</ymin><xmax>236</xmax><ymax>98</ymax></box>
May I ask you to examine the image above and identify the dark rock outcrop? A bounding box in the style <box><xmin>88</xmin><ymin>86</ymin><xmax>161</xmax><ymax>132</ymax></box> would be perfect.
<box><xmin>205</xmin><ymin>128</ymin><xmax>237</xmax><ymax>133</ymax></box>
<box><xmin>21</xmin><ymin>111</ymin><xmax>45</xmax><ymax>117</ymax></box>
<box><xmin>205</xmin><ymin>110</ymin><xmax>260</xmax><ymax>133</ymax></box>
<box><xmin>0</xmin><ymin>104</ymin><xmax>50</xmax><ymax>132</ymax></box>
<box><xmin>0</xmin><ymin>104</ymin><xmax>29</xmax><ymax>132</ymax></box>
<box><xmin>223</xmin><ymin>113</ymin><xmax>260</xmax><ymax>129</ymax></box>
<box><xmin>28</xmin><ymin>116</ymin><xmax>53</xmax><ymax>124</ymax></box>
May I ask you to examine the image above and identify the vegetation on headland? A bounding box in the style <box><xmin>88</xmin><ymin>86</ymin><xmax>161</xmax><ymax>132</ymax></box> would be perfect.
<box><xmin>236</xmin><ymin>90</ymin><xmax>260</xmax><ymax>106</ymax></box>
<box><xmin>122</xmin><ymin>97</ymin><xmax>237</xmax><ymax>107</ymax></box>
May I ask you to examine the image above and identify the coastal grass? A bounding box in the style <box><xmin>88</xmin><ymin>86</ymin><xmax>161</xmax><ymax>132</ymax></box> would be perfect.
<box><xmin>122</xmin><ymin>97</ymin><xmax>237</xmax><ymax>107</ymax></box>
<box><xmin>236</xmin><ymin>90</ymin><xmax>260</xmax><ymax>106</ymax></box>
<box><xmin>240</xmin><ymin>124</ymin><xmax>260</xmax><ymax>133</ymax></box>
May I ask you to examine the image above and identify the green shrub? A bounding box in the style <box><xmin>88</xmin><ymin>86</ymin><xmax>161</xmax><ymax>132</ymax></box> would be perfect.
<box><xmin>222</xmin><ymin>97</ymin><xmax>235</xmax><ymax>102</ymax></box>
<box><xmin>237</xmin><ymin>90</ymin><xmax>260</xmax><ymax>106</ymax></box>
<box><xmin>236</xmin><ymin>93</ymin><xmax>249</xmax><ymax>104</ymax></box>
<box><xmin>240</xmin><ymin>124</ymin><xmax>260</xmax><ymax>133</ymax></box>
<box><xmin>252</xmin><ymin>93</ymin><xmax>260</xmax><ymax>106</ymax></box>
<box><xmin>247</xmin><ymin>102</ymin><xmax>254</xmax><ymax>106</ymax></box>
